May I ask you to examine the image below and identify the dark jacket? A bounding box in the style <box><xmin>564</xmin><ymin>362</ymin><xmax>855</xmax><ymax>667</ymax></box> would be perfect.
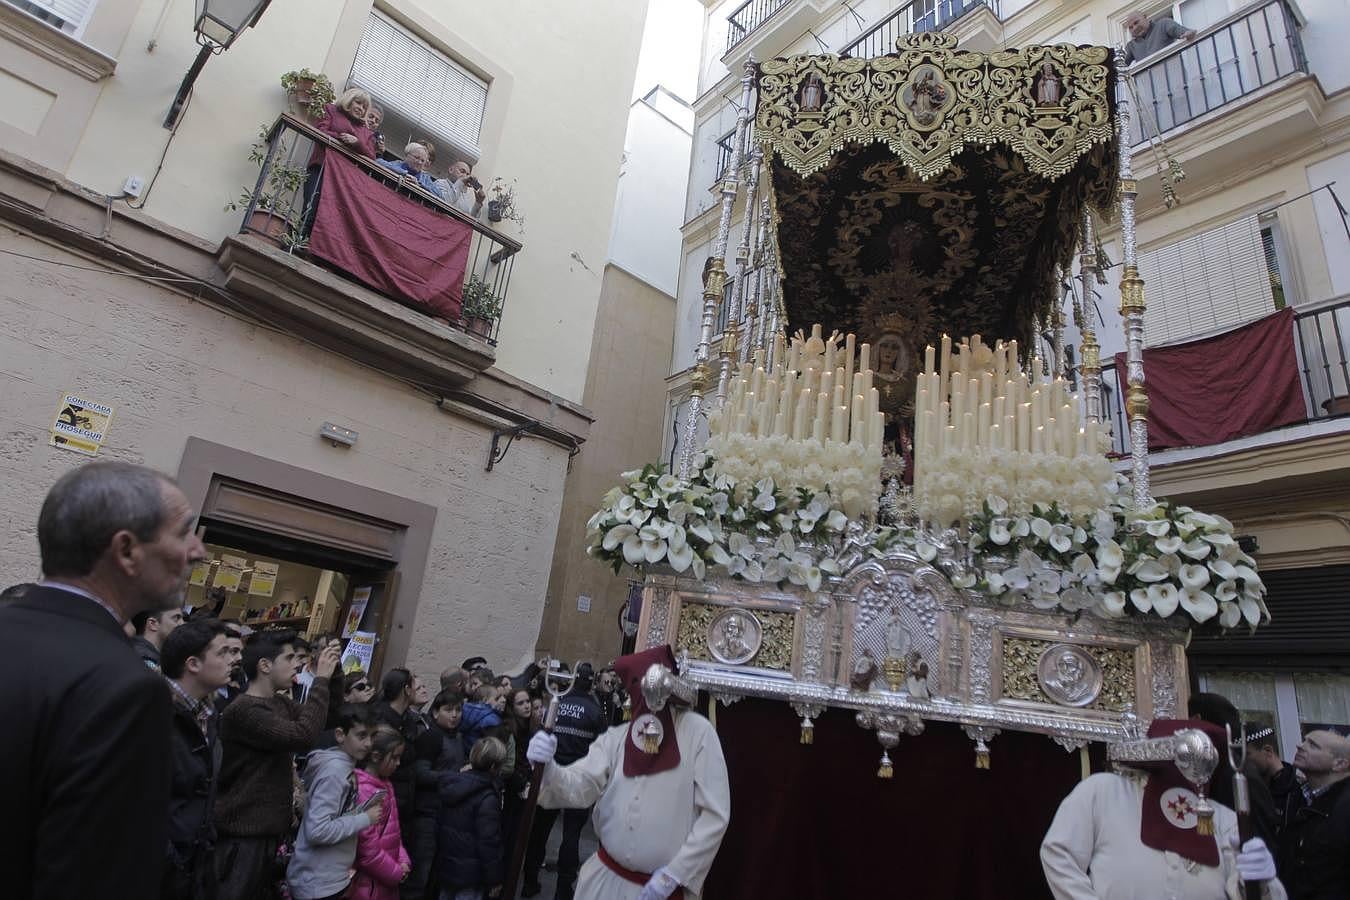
<box><xmin>552</xmin><ymin>689</ymin><xmax>607</xmax><ymax>765</ymax></box>
<box><xmin>410</xmin><ymin>712</ymin><xmax>449</xmax><ymax>818</ymax></box>
<box><xmin>132</xmin><ymin>634</ymin><xmax>162</xmax><ymax>670</ymax></box>
<box><xmin>435</xmin><ymin>770</ymin><xmax>503</xmax><ymax>890</ymax></box>
<box><xmin>1280</xmin><ymin>777</ymin><xmax>1350</xmax><ymax>900</ymax></box>
<box><xmin>431</xmin><ymin>723</ymin><xmax>467</xmax><ymax>775</ymax></box>
<box><xmin>373</xmin><ymin>703</ymin><xmax>438</xmax><ymax>825</ymax></box>
<box><xmin>164</xmin><ymin>683</ymin><xmax>222</xmax><ymax>878</ymax></box>
<box><xmin>0</xmin><ymin>584</ymin><xmax>173</xmax><ymax>900</ymax></box>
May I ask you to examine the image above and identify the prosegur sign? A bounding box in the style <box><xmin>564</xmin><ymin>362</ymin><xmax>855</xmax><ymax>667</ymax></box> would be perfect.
<box><xmin>50</xmin><ymin>392</ymin><xmax>114</xmax><ymax>456</ymax></box>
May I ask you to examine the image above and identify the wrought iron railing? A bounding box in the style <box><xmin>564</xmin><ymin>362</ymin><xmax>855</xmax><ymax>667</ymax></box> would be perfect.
<box><xmin>1126</xmin><ymin>0</ymin><xmax>1307</xmax><ymax>145</ymax></box>
<box><xmin>840</xmin><ymin>0</ymin><xmax>996</xmax><ymax>58</ymax></box>
<box><xmin>715</xmin><ymin>129</ymin><xmax>736</xmax><ymax>184</ymax></box>
<box><xmin>1100</xmin><ymin>297</ymin><xmax>1350</xmax><ymax>455</ymax></box>
<box><xmin>725</xmin><ymin>0</ymin><xmax>792</xmax><ymax>52</ymax></box>
<box><xmin>236</xmin><ymin>115</ymin><xmax>521</xmax><ymax>345</ymax></box>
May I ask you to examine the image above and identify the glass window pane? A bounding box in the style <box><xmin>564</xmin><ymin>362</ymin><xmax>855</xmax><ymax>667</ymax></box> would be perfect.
<box><xmin>1203</xmin><ymin>671</ymin><xmax>1282</xmax><ymax>744</ymax></box>
<box><xmin>1294</xmin><ymin>674</ymin><xmax>1350</xmax><ymax>735</ymax></box>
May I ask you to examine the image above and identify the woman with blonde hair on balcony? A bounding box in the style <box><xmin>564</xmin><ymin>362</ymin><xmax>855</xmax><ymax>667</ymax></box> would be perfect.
<box><xmin>297</xmin><ymin>87</ymin><xmax>376</xmax><ymax>243</ymax></box>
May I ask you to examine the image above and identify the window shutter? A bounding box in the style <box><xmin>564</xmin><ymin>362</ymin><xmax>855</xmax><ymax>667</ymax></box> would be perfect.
<box><xmin>348</xmin><ymin>12</ymin><xmax>488</xmax><ymax>163</ymax></box>
<box><xmin>1138</xmin><ymin>213</ymin><xmax>1278</xmax><ymax>346</ymax></box>
<box><xmin>9</xmin><ymin>0</ymin><xmax>97</xmax><ymax>33</ymax></box>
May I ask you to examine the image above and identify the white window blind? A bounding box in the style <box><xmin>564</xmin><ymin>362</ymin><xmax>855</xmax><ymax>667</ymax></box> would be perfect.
<box><xmin>5</xmin><ymin>0</ymin><xmax>96</xmax><ymax>35</ymax></box>
<box><xmin>348</xmin><ymin>12</ymin><xmax>488</xmax><ymax>163</ymax></box>
<box><xmin>1137</xmin><ymin>213</ymin><xmax>1279</xmax><ymax>346</ymax></box>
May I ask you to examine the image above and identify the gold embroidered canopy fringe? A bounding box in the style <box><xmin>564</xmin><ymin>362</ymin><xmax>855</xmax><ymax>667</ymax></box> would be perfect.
<box><xmin>753</xmin><ymin>33</ymin><xmax>1120</xmax><ymax>352</ymax></box>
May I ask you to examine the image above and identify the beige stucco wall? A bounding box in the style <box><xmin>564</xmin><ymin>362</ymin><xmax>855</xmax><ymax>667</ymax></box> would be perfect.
<box><xmin>539</xmin><ymin>264</ymin><xmax>676</xmax><ymax>664</ymax></box>
<box><xmin>0</xmin><ymin>228</ymin><xmax>570</xmax><ymax>679</ymax></box>
<box><xmin>24</xmin><ymin>0</ymin><xmax>648</xmax><ymax>404</ymax></box>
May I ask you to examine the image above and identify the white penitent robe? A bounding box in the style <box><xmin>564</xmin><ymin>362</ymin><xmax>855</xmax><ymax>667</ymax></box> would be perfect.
<box><xmin>538</xmin><ymin>710</ymin><xmax>731</xmax><ymax>900</ymax></box>
<box><xmin>1041</xmin><ymin>772</ymin><xmax>1287</xmax><ymax>900</ymax></box>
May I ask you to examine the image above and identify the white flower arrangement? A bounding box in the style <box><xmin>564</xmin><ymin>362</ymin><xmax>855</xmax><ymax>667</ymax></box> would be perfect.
<box><xmin>960</xmin><ymin>478</ymin><xmax>1270</xmax><ymax>629</ymax></box>
<box><xmin>586</xmin><ymin>455</ymin><xmax>901</xmax><ymax>591</ymax></box>
<box><xmin>705</xmin><ymin>432</ymin><xmax>880</xmax><ymax>520</ymax></box>
<box><xmin>915</xmin><ymin>447</ymin><xmax>1115</xmax><ymax>528</ymax></box>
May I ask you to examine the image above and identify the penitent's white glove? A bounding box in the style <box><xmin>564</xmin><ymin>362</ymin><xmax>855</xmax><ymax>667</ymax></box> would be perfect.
<box><xmin>1236</xmin><ymin>837</ymin><xmax>1277</xmax><ymax>882</ymax></box>
<box><xmin>526</xmin><ymin>731</ymin><xmax>558</xmax><ymax>765</ymax></box>
<box><xmin>636</xmin><ymin>866</ymin><xmax>680</xmax><ymax>900</ymax></box>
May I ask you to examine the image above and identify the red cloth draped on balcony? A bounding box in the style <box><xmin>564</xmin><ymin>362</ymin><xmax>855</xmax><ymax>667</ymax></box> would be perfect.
<box><xmin>309</xmin><ymin>152</ymin><xmax>472</xmax><ymax>320</ymax></box>
<box><xmin>1113</xmin><ymin>307</ymin><xmax>1305</xmax><ymax>451</ymax></box>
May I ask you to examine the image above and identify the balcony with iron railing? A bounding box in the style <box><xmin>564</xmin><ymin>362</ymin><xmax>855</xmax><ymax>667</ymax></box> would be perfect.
<box><xmin>840</xmin><ymin>0</ymin><xmax>998</xmax><ymax>57</ymax></box>
<box><xmin>1126</xmin><ymin>0</ymin><xmax>1308</xmax><ymax>146</ymax></box>
<box><xmin>216</xmin><ymin>115</ymin><xmax>522</xmax><ymax>388</ymax></box>
<box><xmin>725</xmin><ymin>0</ymin><xmax>794</xmax><ymax>52</ymax></box>
<box><xmin>1100</xmin><ymin>297</ymin><xmax>1350</xmax><ymax>457</ymax></box>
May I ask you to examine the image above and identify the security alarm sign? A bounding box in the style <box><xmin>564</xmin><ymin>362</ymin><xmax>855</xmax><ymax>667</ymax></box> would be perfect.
<box><xmin>50</xmin><ymin>392</ymin><xmax>114</xmax><ymax>455</ymax></box>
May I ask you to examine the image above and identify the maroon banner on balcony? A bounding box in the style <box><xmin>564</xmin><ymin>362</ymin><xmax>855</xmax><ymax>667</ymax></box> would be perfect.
<box><xmin>1114</xmin><ymin>307</ymin><xmax>1305</xmax><ymax>451</ymax></box>
<box><xmin>310</xmin><ymin>153</ymin><xmax>471</xmax><ymax>320</ymax></box>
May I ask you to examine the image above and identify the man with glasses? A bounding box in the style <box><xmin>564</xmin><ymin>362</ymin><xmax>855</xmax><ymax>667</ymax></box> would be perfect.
<box><xmin>1279</xmin><ymin>729</ymin><xmax>1350</xmax><ymax>899</ymax></box>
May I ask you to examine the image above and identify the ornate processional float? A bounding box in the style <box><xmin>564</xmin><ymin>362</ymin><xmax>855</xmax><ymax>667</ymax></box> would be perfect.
<box><xmin>587</xmin><ymin>33</ymin><xmax>1269</xmax><ymax>898</ymax></box>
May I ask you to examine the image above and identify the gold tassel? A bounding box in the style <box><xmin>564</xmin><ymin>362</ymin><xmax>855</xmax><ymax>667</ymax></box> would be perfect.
<box><xmin>643</xmin><ymin>733</ymin><xmax>660</xmax><ymax>754</ymax></box>
<box><xmin>622</xmin><ymin>697</ymin><xmax>632</xmax><ymax>722</ymax></box>
<box><xmin>1196</xmin><ymin>808</ymin><xmax>1215</xmax><ymax>836</ymax></box>
<box><xmin>877</xmin><ymin>752</ymin><xmax>893</xmax><ymax>779</ymax></box>
<box><xmin>800</xmin><ymin>717</ymin><xmax>814</xmax><ymax>745</ymax></box>
<box><xmin>975</xmin><ymin>748</ymin><xmax>990</xmax><ymax>770</ymax></box>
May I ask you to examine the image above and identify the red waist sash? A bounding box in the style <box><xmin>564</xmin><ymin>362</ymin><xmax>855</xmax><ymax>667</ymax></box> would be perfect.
<box><xmin>597</xmin><ymin>845</ymin><xmax>685</xmax><ymax>900</ymax></box>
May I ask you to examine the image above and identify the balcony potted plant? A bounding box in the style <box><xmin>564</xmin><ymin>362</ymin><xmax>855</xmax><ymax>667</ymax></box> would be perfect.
<box><xmin>460</xmin><ymin>274</ymin><xmax>503</xmax><ymax>338</ymax></box>
<box><xmin>225</xmin><ymin>125</ymin><xmax>310</xmax><ymax>248</ymax></box>
<box><xmin>487</xmin><ymin>177</ymin><xmax>524</xmax><ymax>230</ymax></box>
<box><xmin>281</xmin><ymin>68</ymin><xmax>335</xmax><ymax>122</ymax></box>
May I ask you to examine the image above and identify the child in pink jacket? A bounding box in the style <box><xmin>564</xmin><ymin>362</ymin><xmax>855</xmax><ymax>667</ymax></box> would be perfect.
<box><xmin>349</xmin><ymin>725</ymin><xmax>412</xmax><ymax>900</ymax></box>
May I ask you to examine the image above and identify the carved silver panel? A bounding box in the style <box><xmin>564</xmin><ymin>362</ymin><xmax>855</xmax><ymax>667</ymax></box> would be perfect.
<box><xmin>1037</xmin><ymin>643</ymin><xmax>1104</xmax><ymax>707</ymax></box>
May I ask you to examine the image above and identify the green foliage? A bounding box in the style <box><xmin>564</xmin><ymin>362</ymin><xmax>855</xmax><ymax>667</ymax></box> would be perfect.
<box><xmin>280</xmin><ymin>69</ymin><xmax>336</xmax><ymax>120</ymax></box>
<box><xmin>461</xmin><ymin>275</ymin><xmax>504</xmax><ymax>321</ymax></box>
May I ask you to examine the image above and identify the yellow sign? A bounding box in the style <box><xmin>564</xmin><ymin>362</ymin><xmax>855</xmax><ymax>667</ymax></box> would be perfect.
<box><xmin>189</xmin><ymin>555</ymin><xmax>214</xmax><ymax>587</ymax></box>
<box><xmin>342</xmin><ymin>586</ymin><xmax>372</xmax><ymax>638</ymax></box>
<box><xmin>50</xmin><ymin>392</ymin><xmax>114</xmax><ymax>456</ymax></box>
<box><xmin>249</xmin><ymin>561</ymin><xmax>279</xmax><ymax>597</ymax></box>
<box><xmin>215</xmin><ymin>554</ymin><xmax>247</xmax><ymax>593</ymax></box>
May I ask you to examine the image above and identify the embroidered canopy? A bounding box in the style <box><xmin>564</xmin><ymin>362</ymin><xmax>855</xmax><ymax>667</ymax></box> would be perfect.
<box><xmin>755</xmin><ymin>33</ymin><xmax>1119</xmax><ymax>355</ymax></box>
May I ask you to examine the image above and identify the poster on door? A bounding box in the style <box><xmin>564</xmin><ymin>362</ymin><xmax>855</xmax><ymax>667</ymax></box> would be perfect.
<box><xmin>342</xmin><ymin>587</ymin><xmax>372</xmax><ymax>638</ymax></box>
<box><xmin>248</xmin><ymin>561</ymin><xmax>279</xmax><ymax>597</ymax></box>
<box><xmin>49</xmin><ymin>392</ymin><xmax>114</xmax><ymax>456</ymax></box>
<box><xmin>341</xmin><ymin>631</ymin><xmax>376</xmax><ymax>673</ymax></box>
<box><xmin>214</xmin><ymin>554</ymin><xmax>247</xmax><ymax>592</ymax></box>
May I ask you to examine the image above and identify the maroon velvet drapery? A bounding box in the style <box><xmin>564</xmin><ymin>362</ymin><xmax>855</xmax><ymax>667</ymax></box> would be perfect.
<box><xmin>310</xmin><ymin>153</ymin><xmax>473</xmax><ymax>320</ymax></box>
<box><xmin>1113</xmin><ymin>308</ymin><xmax>1305</xmax><ymax>451</ymax></box>
<box><xmin>702</xmin><ymin>699</ymin><xmax>1083</xmax><ymax>900</ymax></box>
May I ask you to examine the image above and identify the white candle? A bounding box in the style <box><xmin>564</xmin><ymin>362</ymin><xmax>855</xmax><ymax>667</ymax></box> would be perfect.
<box><xmin>962</xmin><ymin>412</ymin><xmax>974</xmax><ymax>450</ymax></box>
<box><xmin>873</xmin><ymin>411</ymin><xmax>886</xmax><ymax>450</ymax></box>
<box><xmin>1045</xmin><ymin>417</ymin><xmax>1057</xmax><ymax>455</ymax></box>
<box><xmin>851</xmin><ymin>394</ymin><xmax>865</xmax><ymax>444</ymax></box>
<box><xmin>858</xmin><ymin>343</ymin><xmax>871</xmax><ymax>379</ymax></box>
<box><xmin>978</xmin><ymin>401</ymin><xmax>991</xmax><ymax>448</ymax></box>
<box><xmin>831</xmin><ymin>404</ymin><xmax>846</xmax><ymax>444</ymax></box>
<box><xmin>1018</xmin><ymin>404</ymin><xmax>1032</xmax><ymax>452</ymax></box>
<box><xmin>925</xmin><ymin>344</ymin><xmax>936</xmax><ymax>375</ymax></box>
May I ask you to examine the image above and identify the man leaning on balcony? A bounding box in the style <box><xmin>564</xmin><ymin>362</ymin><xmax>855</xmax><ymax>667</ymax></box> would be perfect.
<box><xmin>377</xmin><ymin>141</ymin><xmax>440</xmax><ymax>194</ymax></box>
<box><xmin>1122</xmin><ymin>10</ymin><xmax>1197</xmax><ymax>65</ymax></box>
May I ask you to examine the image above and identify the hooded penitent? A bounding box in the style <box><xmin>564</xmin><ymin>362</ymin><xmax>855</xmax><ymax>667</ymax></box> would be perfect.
<box><xmin>1127</xmin><ymin>718</ymin><xmax>1227</xmax><ymax>866</ymax></box>
<box><xmin>612</xmin><ymin>645</ymin><xmax>688</xmax><ymax>778</ymax></box>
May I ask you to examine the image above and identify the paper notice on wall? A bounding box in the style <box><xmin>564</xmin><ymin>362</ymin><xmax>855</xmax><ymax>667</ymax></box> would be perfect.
<box><xmin>577</xmin><ymin>594</ymin><xmax>592</xmax><ymax>613</ymax></box>
<box><xmin>342</xmin><ymin>631</ymin><xmax>376</xmax><ymax>673</ymax></box>
<box><xmin>189</xmin><ymin>555</ymin><xmax>214</xmax><ymax>587</ymax></box>
<box><xmin>49</xmin><ymin>392</ymin><xmax>115</xmax><ymax>456</ymax></box>
<box><xmin>249</xmin><ymin>561</ymin><xmax>279</xmax><ymax>597</ymax></box>
<box><xmin>214</xmin><ymin>554</ymin><xmax>247</xmax><ymax>593</ymax></box>
<box><xmin>342</xmin><ymin>587</ymin><xmax>372</xmax><ymax>638</ymax></box>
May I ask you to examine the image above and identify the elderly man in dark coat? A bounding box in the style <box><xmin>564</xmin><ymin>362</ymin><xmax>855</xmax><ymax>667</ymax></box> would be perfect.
<box><xmin>0</xmin><ymin>461</ymin><xmax>208</xmax><ymax>900</ymax></box>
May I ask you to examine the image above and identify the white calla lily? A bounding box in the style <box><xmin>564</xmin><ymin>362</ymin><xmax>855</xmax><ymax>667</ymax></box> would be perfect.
<box><xmin>1130</xmin><ymin>588</ymin><xmax>1153</xmax><ymax>613</ymax></box>
<box><xmin>916</xmin><ymin>540</ymin><xmax>938</xmax><ymax>562</ymax></box>
<box><xmin>666</xmin><ymin>541</ymin><xmax>693</xmax><ymax>573</ymax></box>
<box><xmin>985</xmin><ymin>571</ymin><xmax>1008</xmax><ymax>595</ymax></box>
<box><xmin>1151</xmin><ymin>583</ymin><xmax>1180</xmax><ymax>617</ymax></box>
<box><xmin>603</xmin><ymin>523</ymin><xmax>637</xmax><ymax>552</ymax></box>
<box><xmin>1129</xmin><ymin>558</ymin><xmax>1169</xmax><ymax>582</ymax></box>
<box><xmin>1096</xmin><ymin>539</ymin><xmax>1124</xmax><ymax>569</ymax></box>
<box><xmin>691</xmin><ymin>555</ymin><xmax>706</xmax><ymax>580</ymax></box>
<box><xmin>1214</xmin><ymin>580</ymin><xmax>1238</xmax><ymax>603</ymax></box>
<box><xmin>1209</xmin><ymin>559</ymin><xmax>1237</xmax><ymax>580</ymax></box>
<box><xmin>1179</xmin><ymin>564</ymin><xmax>1210</xmax><ymax>590</ymax></box>
<box><xmin>1239</xmin><ymin>595</ymin><xmax>1263</xmax><ymax>627</ymax></box>
<box><xmin>989</xmin><ymin>519</ymin><xmax>1012</xmax><ymax>545</ymax></box>
<box><xmin>952</xmin><ymin>571</ymin><xmax>977</xmax><ymax>589</ymax></box>
<box><xmin>1049</xmin><ymin>524</ymin><xmax>1074</xmax><ymax>553</ymax></box>
<box><xmin>1179</xmin><ymin>587</ymin><xmax>1217</xmax><ymax>622</ymax></box>
<box><xmin>1155</xmin><ymin>535</ymin><xmax>1183</xmax><ymax>554</ymax></box>
<box><xmin>1218</xmin><ymin>601</ymin><xmax>1241</xmax><ymax>629</ymax></box>
<box><xmin>656</xmin><ymin>473</ymin><xmax>680</xmax><ymax>494</ymax></box>
<box><xmin>1100</xmin><ymin>591</ymin><xmax>1127</xmax><ymax>617</ymax></box>
<box><xmin>1179</xmin><ymin>538</ymin><xmax>1212</xmax><ymax>560</ymax></box>
<box><xmin>986</xmin><ymin>495</ymin><xmax>1009</xmax><ymax>515</ymax></box>
<box><xmin>1031</xmin><ymin>518</ymin><xmax>1053</xmax><ymax>541</ymax></box>
<box><xmin>1145</xmin><ymin>520</ymin><xmax>1172</xmax><ymax>537</ymax></box>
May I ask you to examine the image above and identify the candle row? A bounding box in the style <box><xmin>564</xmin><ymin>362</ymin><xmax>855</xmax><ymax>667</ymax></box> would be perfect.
<box><xmin>914</xmin><ymin>334</ymin><xmax>1102</xmax><ymax>484</ymax></box>
<box><xmin>716</xmin><ymin>324</ymin><xmax>886</xmax><ymax>452</ymax></box>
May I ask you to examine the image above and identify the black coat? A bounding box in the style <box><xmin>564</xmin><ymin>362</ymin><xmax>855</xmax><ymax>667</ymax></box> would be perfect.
<box><xmin>1280</xmin><ymin>778</ymin><xmax>1350</xmax><ymax>900</ymax></box>
<box><xmin>165</xmin><ymin>691</ymin><xmax>222</xmax><ymax>863</ymax></box>
<box><xmin>0</xmin><ymin>584</ymin><xmax>173</xmax><ymax>899</ymax></box>
<box><xmin>435</xmin><ymin>770</ymin><xmax>503</xmax><ymax>889</ymax></box>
